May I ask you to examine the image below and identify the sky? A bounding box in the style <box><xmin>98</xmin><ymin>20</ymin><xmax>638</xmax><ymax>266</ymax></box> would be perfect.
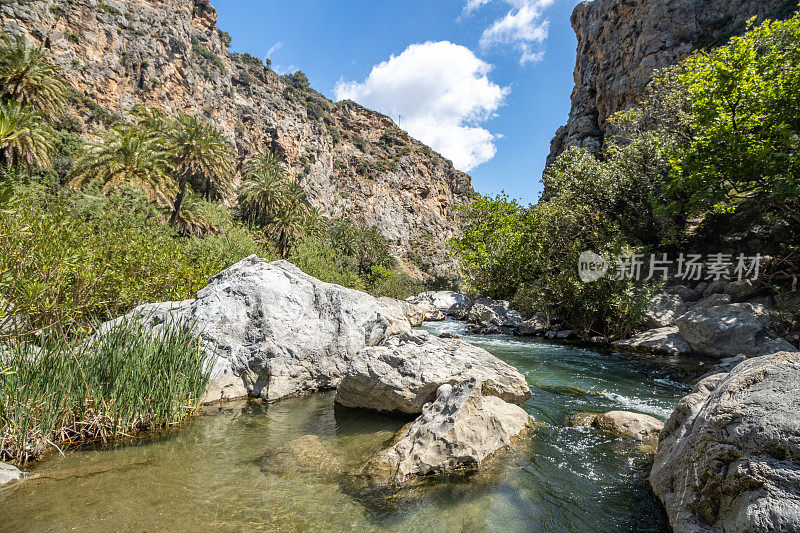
<box><xmin>212</xmin><ymin>0</ymin><xmax>583</xmax><ymax>205</ymax></box>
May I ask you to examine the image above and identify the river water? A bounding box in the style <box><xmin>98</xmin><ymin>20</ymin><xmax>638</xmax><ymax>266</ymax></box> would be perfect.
<box><xmin>0</xmin><ymin>320</ymin><xmax>710</xmax><ymax>532</ymax></box>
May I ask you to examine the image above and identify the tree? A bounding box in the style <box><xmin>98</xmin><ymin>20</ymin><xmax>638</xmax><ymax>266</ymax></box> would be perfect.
<box><xmin>238</xmin><ymin>150</ymin><xmax>289</xmax><ymax>227</ymax></box>
<box><xmin>0</xmin><ymin>35</ymin><xmax>68</xmax><ymax>116</ymax></box>
<box><xmin>68</xmin><ymin>125</ymin><xmax>174</xmax><ymax>207</ymax></box>
<box><xmin>0</xmin><ymin>100</ymin><xmax>56</xmax><ymax>172</ymax></box>
<box><xmin>167</xmin><ymin>113</ymin><xmax>234</xmax><ymax>225</ymax></box>
<box><xmin>269</xmin><ymin>181</ymin><xmax>316</xmax><ymax>258</ymax></box>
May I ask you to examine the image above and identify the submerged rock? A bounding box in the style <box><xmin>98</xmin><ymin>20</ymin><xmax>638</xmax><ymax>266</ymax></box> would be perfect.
<box><xmin>260</xmin><ymin>435</ymin><xmax>342</xmax><ymax>478</ymax></box>
<box><xmin>650</xmin><ymin>350</ymin><xmax>800</xmax><ymax>532</ymax></box>
<box><xmin>613</xmin><ymin>327</ymin><xmax>692</xmax><ymax>356</ymax></box>
<box><xmin>675</xmin><ymin>294</ymin><xmax>795</xmax><ymax>358</ymax></box>
<box><xmin>335</xmin><ymin>331</ymin><xmax>531</xmax><ymax>414</ymax></box>
<box><xmin>0</xmin><ymin>462</ymin><xmax>24</xmax><ymax>487</ymax></box>
<box><xmin>107</xmin><ymin>257</ymin><xmax>393</xmax><ymax>403</ymax></box>
<box><xmin>363</xmin><ymin>380</ymin><xmax>532</xmax><ymax>485</ymax></box>
<box><xmin>593</xmin><ymin>411</ymin><xmax>663</xmax><ymax>442</ymax></box>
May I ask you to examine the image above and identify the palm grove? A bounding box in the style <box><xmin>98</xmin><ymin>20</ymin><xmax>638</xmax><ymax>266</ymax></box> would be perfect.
<box><xmin>0</xmin><ymin>34</ymin><xmax>423</xmax><ymax>343</ymax></box>
<box><xmin>450</xmin><ymin>15</ymin><xmax>800</xmax><ymax>338</ymax></box>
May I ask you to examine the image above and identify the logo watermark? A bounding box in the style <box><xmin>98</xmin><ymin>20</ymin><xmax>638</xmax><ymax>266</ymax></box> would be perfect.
<box><xmin>578</xmin><ymin>252</ymin><xmax>762</xmax><ymax>283</ymax></box>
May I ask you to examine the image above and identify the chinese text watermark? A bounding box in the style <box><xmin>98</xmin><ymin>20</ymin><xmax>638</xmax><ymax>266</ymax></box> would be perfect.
<box><xmin>578</xmin><ymin>251</ymin><xmax>762</xmax><ymax>283</ymax></box>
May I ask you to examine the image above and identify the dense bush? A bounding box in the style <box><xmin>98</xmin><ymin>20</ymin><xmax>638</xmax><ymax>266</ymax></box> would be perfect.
<box><xmin>451</xmin><ymin>14</ymin><xmax>800</xmax><ymax>337</ymax></box>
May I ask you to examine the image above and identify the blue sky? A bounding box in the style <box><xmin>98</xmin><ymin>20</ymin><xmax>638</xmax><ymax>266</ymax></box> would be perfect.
<box><xmin>213</xmin><ymin>0</ymin><xmax>582</xmax><ymax>204</ymax></box>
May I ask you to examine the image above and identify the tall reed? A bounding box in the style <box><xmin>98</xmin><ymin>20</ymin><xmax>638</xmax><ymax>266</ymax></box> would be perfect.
<box><xmin>0</xmin><ymin>318</ymin><xmax>210</xmax><ymax>465</ymax></box>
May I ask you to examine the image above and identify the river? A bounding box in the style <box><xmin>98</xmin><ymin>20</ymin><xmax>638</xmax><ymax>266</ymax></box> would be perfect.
<box><xmin>0</xmin><ymin>320</ymin><xmax>710</xmax><ymax>532</ymax></box>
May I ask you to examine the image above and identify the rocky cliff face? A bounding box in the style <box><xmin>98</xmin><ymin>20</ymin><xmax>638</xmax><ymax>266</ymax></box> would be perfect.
<box><xmin>547</xmin><ymin>0</ymin><xmax>797</xmax><ymax>167</ymax></box>
<box><xmin>0</xmin><ymin>0</ymin><xmax>472</xmax><ymax>275</ymax></box>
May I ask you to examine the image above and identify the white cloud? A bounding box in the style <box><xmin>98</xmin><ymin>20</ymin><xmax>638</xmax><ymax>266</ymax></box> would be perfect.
<box><xmin>467</xmin><ymin>0</ymin><xmax>555</xmax><ymax>65</ymax></box>
<box><xmin>335</xmin><ymin>41</ymin><xmax>508</xmax><ymax>172</ymax></box>
<box><xmin>265</xmin><ymin>41</ymin><xmax>282</xmax><ymax>60</ymax></box>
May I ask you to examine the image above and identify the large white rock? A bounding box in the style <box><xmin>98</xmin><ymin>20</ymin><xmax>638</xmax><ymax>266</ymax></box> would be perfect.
<box><xmin>593</xmin><ymin>411</ymin><xmax>664</xmax><ymax>442</ymax></box>
<box><xmin>110</xmin><ymin>257</ymin><xmax>393</xmax><ymax>403</ymax></box>
<box><xmin>406</xmin><ymin>291</ymin><xmax>473</xmax><ymax>318</ymax></box>
<box><xmin>613</xmin><ymin>326</ymin><xmax>692</xmax><ymax>356</ymax></box>
<box><xmin>0</xmin><ymin>462</ymin><xmax>24</xmax><ymax>487</ymax></box>
<box><xmin>363</xmin><ymin>379</ymin><xmax>532</xmax><ymax>485</ymax></box>
<box><xmin>467</xmin><ymin>297</ymin><xmax>524</xmax><ymax>328</ymax></box>
<box><xmin>650</xmin><ymin>351</ymin><xmax>800</xmax><ymax>532</ymax></box>
<box><xmin>675</xmin><ymin>294</ymin><xmax>795</xmax><ymax>358</ymax></box>
<box><xmin>377</xmin><ymin>297</ymin><xmax>438</xmax><ymax>327</ymax></box>
<box><xmin>645</xmin><ymin>293</ymin><xmax>686</xmax><ymax>328</ymax></box>
<box><xmin>335</xmin><ymin>331</ymin><xmax>531</xmax><ymax>414</ymax></box>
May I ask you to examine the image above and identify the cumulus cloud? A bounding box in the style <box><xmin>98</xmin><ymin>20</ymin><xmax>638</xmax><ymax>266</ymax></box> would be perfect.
<box><xmin>469</xmin><ymin>0</ymin><xmax>555</xmax><ymax>65</ymax></box>
<box><xmin>335</xmin><ymin>41</ymin><xmax>508</xmax><ymax>172</ymax></box>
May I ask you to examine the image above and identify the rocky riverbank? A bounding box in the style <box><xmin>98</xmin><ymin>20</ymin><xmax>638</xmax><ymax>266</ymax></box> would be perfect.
<box><xmin>4</xmin><ymin>257</ymin><xmax>798</xmax><ymax>532</ymax></box>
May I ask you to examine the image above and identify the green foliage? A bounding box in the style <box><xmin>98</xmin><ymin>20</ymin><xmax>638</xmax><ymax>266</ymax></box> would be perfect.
<box><xmin>99</xmin><ymin>2</ymin><xmax>123</xmax><ymax>16</ymax></box>
<box><xmin>0</xmin><ymin>317</ymin><xmax>210</xmax><ymax>464</ymax></box>
<box><xmin>0</xmin><ymin>100</ymin><xmax>56</xmax><ymax>170</ymax></box>
<box><xmin>191</xmin><ymin>35</ymin><xmax>225</xmax><ymax>73</ymax></box>
<box><xmin>0</xmin><ymin>183</ymin><xmax>271</xmax><ymax>338</ymax></box>
<box><xmin>0</xmin><ymin>34</ymin><xmax>68</xmax><ymax>116</ymax></box>
<box><xmin>281</xmin><ymin>71</ymin><xmax>310</xmax><ymax>91</ymax></box>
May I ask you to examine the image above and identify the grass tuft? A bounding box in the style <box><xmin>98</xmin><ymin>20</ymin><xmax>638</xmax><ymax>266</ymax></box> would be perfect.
<box><xmin>0</xmin><ymin>318</ymin><xmax>210</xmax><ymax>465</ymax></box>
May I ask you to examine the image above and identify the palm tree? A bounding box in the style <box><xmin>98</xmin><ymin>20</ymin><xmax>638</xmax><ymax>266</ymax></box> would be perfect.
<box><xmin>128</xmin><ymin>105</ymin><xmax>172</xmax><ymax>140</ymax></box>
<box><xmin>167</xmin><ymin>113</ymin><xmax>234</xmax><ymax>225</ymax></box>
<box><xmin>0</xmin><ymin>100</ymin><xmax>56</xmax><ymax>173</ymax></box>
<box><xmin>243</xmin><ymin>149</ymin><xmax>286</xmax><ymax>179</ymax></box>
<box><xmin>0</xmin><ymin>35</ymin><xmax>68</xmax><ymax>116</ymax></box>
<box><xmin>238</xmin><ymin>168</ymin><xmax>287</xmax><ymax>226</ymax></box>
<box><xmin>271</xmin><ymin>202</ymin><xmax>312</xmax><ymax>259</ymax></box>
<box><xmin>68</xmin><ymin>126</ymin><xmax>174</xmax><ymax>207</ymax></box>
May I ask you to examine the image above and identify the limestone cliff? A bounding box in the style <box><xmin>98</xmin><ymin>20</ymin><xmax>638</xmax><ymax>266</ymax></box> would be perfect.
<box><xmin>547</xmin><ymin>0</ymin><xmax>797</xmax><ymax>167</ymax></box>
<box><xmin>0</xmin><ymin>0</ymin><xmax>473</xmax><ymax>275</ymax></box>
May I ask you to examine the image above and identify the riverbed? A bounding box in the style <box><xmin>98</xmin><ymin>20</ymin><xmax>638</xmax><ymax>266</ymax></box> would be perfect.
<box><xmin>0</xmin><ymin>320</ymin><xmax>710</xmax><ymax>532</ymax></box>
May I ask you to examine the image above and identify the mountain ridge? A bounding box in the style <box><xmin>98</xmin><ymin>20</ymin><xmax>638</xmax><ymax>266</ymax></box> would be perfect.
<box><xmin>0</xmin><ymin>0</ymin><xmax>472</xmax><ymax>275</ymax></box>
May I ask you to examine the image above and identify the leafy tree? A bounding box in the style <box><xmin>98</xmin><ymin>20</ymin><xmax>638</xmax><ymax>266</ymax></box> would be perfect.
<box><xmin>0</xmin><ymin>100</ymin><xmax>56</xmax><ymax>172</ymax></box>
<box><xmin>238</xmin><ymin>150</ymin><xmax>288</xmax><ymax>226</ymax></box>
<box><xmin>448</xmin><ymin>194</ymin><xmax>524</xmax><ymax>298</ymax></box>
<box><xmin>68</xmin><ymin>125</ymin><xmax>174</xmax><ymax>207</ymax></box>
<box><xmin>0</xmin><ymin>35</ymin><xmax>68</xmax><ymax>116</ymax></box>
<box><xmin>166</xmin><ymin>113</ymin><xmax>235</xmax><ymax>225</ymax></box>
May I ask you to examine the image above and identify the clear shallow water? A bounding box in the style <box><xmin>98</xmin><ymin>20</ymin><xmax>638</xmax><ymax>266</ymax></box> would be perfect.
<box><xmin>0</xmin><ymin>320</ymin><xmax>710</xmax><ymax>532</ymax></box>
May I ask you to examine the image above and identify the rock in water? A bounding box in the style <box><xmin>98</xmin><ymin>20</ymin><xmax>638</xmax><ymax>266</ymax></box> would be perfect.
<box><xmin>111</xmin><ymin>257</ymin><xmax>392</xmax><ymax>403</ymax></box>
<box><xmin>0</xmin><ymin>462</ymin><xmax>24</xmax><ymax>487</ymax></box>
<box><xmin>363</xmin><ymin>380</ymin><xmax>532</xmax><ymax>485</ymax></box>
<box><xmin>650</xmin><ymin>351</ymin><xmax>800</xmax><ymax>532</ymax></box>
<box><xmin>645</xmin><ymin>293</ymin><xmax>686</xmax><ymax>328</ymax></box>
<box><xmin>260</xmin><ymin>435</ymin><xmax>342</xmax><ymax>478</ymax></box>
<box><xmin>593</xmin><ymin>411</ymin><xmax>664</xmax><ymax>442</ymax></box>
<box><xmin>675</xmin><ymin>294</ymin><xmax>795</xmax><ymax>358</ymax></box>
<box><xmin>612</xmin><ymin>327</ymin><xmax>692</xmax><ymax>356</ymax></box>
<box><xmin>335</xmin><ymin>331</ymin><xmax>531</xmax><ymax>414</ymax></box>
<box><xmin>406</xmin><ymin>291</ymin><xmax>473</xmax><ymax>318</ymax></box>
<box><xmin>467</xmin><ymin>297</ymin><xmax>524</xmax><ymax>328</ymax></box>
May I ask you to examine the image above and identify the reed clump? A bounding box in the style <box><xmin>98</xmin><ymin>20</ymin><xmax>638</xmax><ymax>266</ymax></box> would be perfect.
<box><xmin>0</xmin><ymin>318</ymin><xmax>210</xmax><ymax>465</ymax></box>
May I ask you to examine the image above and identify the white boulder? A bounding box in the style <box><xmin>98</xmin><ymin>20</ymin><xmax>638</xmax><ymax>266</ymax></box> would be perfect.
<box><xmin>363</xmin><ymin>379</ymin><xmax>532</xmax><ymax>485</ymax></box>
<box><xmin>335</xmin><ymin>331</ymin><xmax>531</xmax><ymax>414</ymax></box>
<box><xmin>650</xmin><ymin>350</ymin><xmax>800</xmax><ymax>532</ymax></box>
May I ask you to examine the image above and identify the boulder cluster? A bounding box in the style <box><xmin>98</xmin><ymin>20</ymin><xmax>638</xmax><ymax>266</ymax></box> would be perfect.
<box><xmin>103</xmin><ymin>257</ymin><xmax>533</xmax><ymax>485</ymax></box>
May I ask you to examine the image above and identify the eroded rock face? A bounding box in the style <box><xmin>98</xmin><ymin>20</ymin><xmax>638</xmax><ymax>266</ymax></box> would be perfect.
<box><xmin>335</xmin><ymin>331</ymin><xmax>531</xmax><ymax>414</ymax></box>
<box><xmin>613</xmin><ymin>326</ymin><xmax>692</xmax><ymax>356</ymax></box>
<box><xmin>547</xmin><ymin>0</ymin><xmax>792</xmax><ymax>169</ymax></box>
<box><xmin>514</xmin><ymin>312</ymin><xmax>551</xmax><ymax>337</ymax></box>
<box><xmin>112</xmin><ymin>257</ymin><xmax>392</xmax><ymax>403</ymax></box>
<box><xmin>675</xmin><ymin>294</ymin><xmax>796</xmax><ymax>358</ymax></box>
<box><xmin>363</xmin><ymin>380</ymin><xmax>532</xmax><ymax>485</ymax></box>
<box><xmin>650</xmin><ymin>351</ymin><xmax>800</xmax><ymax>533</ymax></box>
<box><xmin>593</xmin><ymin>411</ymin><xmax>664</xmax><ymax>442</ymax></box>
<box><xmin>0</xmin><ymin>0</ymin><xmax>472</xmax><ymax>273</ymax></box>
